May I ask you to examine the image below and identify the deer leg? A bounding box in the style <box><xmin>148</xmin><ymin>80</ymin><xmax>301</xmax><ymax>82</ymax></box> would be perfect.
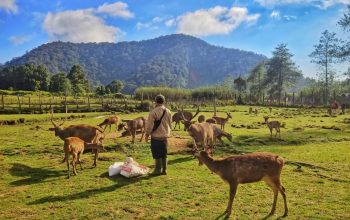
<box><xmin>93</xmin><ymin>149</ymin><xmax>98</xmax><ymax>167</ymax></box>
<box><xmin>132</xmin><ymin>130</ymin><xmax>136</xmax><ymax>144</ymax></box>
<box><xmin>225</xmin><ymin>182</ymin><xmax>238</xmax><ymax>217</ymax></box>
<box><xmin>269</xmin><ymin>128</ymin><xmax>272</xmax><ymax>137</ymax></box>
<box><xmin>78</xmin><ymin>152</ymin><xmax>83</xmax><ymax>170</ymax></box>
<box><xmin>279</xmin><ymin>184</ymin><xmax>288</xmax><ymax>217</ymax></box>
<box><xmin>264</xmin><ymin>178</ymin><xmax>279</xmax><ymax>217</ymax></box>
<box><xmin>140</xmin><ymin>129</ymin><xmax>144</xmax><ymax>142</ymax></box>
<box><xmin>66</xmin><ymin>155</ymin><xmax>70</xmax><ymax>179</ymax></box>
<box><xmin>72</xmin><ymin>154</ymin><xmax>77</xmax><ymax>175</ymax></box>
<box><xmin>109</xmin><ymin>124</ymin><xmax>111</xmax><ymax>133</ymax></box>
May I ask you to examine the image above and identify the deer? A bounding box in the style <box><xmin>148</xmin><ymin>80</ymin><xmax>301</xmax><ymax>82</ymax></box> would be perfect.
<box><xmin>118</xmin><ymin>117</ymin><xmax>147</xmax><ymax>143</ymax></box>
<box><xmin>249</xmin><ymin>107</ymin><xmax>253</xmax><ymax>114</ymax></box>
<box><xmin>49</xmin><ymin>110</ymin><xmax>104</xmax><ymax>167</ymax></box>
<box><xmin>180</xmin><ymin>107</ymin><xmax>200</xmax><ymax>131</ymax></box>
<box><xmin>253</xmin><ymin>108</ymin><xmax>258</xmax><ymax>115</ymax></box>
<box><xmin>206</xmin><ymin>118</ymin><xmax>217</xmax><ymax>124</ymax></box>
<box><xmin>198</xmin><ymin>115</ymin><xmax>205</xmax><ymax>123</ymax></box>
<box><xmin>172</xmin><ymin>106</ymin><xmax>199</xmax><ymax>130</ymax></box>
<box><xmin>212</xmin><ymin>112</ymin><xmax>232</xmax><ymax>130</ymax></box>
<box><xmin>263</xmin><ymin>116</ymin><xmax>281</xmax><ymax>138</ymax></box>
<box><xmin>212</xmin><ymin>125</ymin><xmax>233</xmax><ymax>146</ymax></box>
<box><xmin>269</xmin><ymin>107</ymin><xmax>272</xmax><ymax>114</ymax></box>
<box><xmin>63</xmin><ymin>137</ymin><xmax>106</xmax><ymax>178</ymax></box>
<box><xmin>98</xmin><ymin>116</ymin><xmax>120</xmax><ymax>133</ymax></box>
<box><xmin>186</xmin><ymin>122</ymin><xmax>214</xmax><ymax>151</ymax></box>
<box><xmin>194</xmin><ymin>150</ymin><xmax>288</xmax><ymax>218</ymax></box>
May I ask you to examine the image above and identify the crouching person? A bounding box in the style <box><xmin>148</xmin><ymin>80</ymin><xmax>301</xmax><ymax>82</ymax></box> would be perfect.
<box><xmin>145</xmin><ymin>94</ymin><xmax>172</xmax><ymax>176</ymax></box>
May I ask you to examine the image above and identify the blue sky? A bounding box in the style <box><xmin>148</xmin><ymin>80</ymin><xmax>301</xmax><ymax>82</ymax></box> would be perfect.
<box><xmin>0</xmin><ymin>0</ymin><xmax>349</xmax><ymax>78</ymax></box>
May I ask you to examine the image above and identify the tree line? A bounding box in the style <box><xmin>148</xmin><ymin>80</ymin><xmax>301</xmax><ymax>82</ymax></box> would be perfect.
<box><xmin>0</xmin><ymin>64</ymin><xmax>124</xmax><ymax>96</ymax></box>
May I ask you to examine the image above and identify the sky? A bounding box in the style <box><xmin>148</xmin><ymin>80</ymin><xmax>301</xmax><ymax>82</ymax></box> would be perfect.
<box><xmin>0</xmin><ymin>0</ymin><xmax>349</xmax><ymax>79</ymax></box>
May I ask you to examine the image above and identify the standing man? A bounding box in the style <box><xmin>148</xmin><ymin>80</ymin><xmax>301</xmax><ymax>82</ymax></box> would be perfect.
<box><xmin>145</xmin><ymin>94</ymin><xmax>172</xmax><ymax>175</ymax></box>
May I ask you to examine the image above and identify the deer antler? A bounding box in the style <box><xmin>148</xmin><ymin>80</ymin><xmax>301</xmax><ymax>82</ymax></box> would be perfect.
<box><xmin>191</xmin><ymin>106</ymin><xmax>200</xmax><ymax>121</ymax></box>
<box><xmin>51</xmin><ymin>108</ymin><xmax>65</xmax><ymax>127</ymax></box>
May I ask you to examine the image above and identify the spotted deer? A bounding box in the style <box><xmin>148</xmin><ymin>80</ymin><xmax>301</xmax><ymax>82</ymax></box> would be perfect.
<box><xmin>263</xmin><ymin>116</ymin><xmax>281</xmax><ymax>138</ymax></box>
<box><xmin>194</xmin><ymin>150</ymin><xmax>288</xmax><ymax>218</ymax></box>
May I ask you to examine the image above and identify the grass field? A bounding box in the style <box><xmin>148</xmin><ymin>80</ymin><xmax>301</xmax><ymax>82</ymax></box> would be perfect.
<box><xmin>0</xmin><ymin>106</ymin><xmax>349</xmax><ymax>219</ymax></box>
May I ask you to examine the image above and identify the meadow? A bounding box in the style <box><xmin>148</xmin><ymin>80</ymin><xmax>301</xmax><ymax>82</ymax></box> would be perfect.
<box><xmin>0</xmin><ymin>105</ymin><xmax>349</xmax><ymax>219</ymax></box>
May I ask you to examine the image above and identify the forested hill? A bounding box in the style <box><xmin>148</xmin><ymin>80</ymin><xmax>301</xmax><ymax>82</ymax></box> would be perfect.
<box><xmin>5</xmin><ymin>34</ymin><xmax>266</xmax><ymax>91</ymax></box>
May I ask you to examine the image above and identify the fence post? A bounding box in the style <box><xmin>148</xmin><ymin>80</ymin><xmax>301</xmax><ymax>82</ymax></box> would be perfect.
<box><xmin>213</xmin><ymin>95</ymin><xmax>217</xmax><ymax>116</ymax></box>
<box><xmin>300</xmin><ymin>91</ymin><xmax>303</xmax><ymax>105</ymax></box>
<box><xmin>17</xmin><ymin>95</ymin><xmax>21</xmax><ymax>113</ymax></box>
<box><xmin>87</xmin><ymin>96</ymin><xmax>91</xmax><ymax>112</ymax></box>
<box><xmin>262</xmin><ymin>93</ymin><xmax>265</xmax><ymax>105</ymax></box>
<box><xmin>64</xmin><ymin>94</ymin><xmax>67</xmax><ymax>113</ymax></box>
<box><xmin>1</xmin><ymin>94</ymin><xmax>4</xmax><ymax>109</ymax></box>
<box><xmin>292</xmin><ymin>92</ymin><xmax>295</xmax><ymax>106</ymax></box>
<box><xmin>39</xmin><ymin>93</ymin><xmax>42</xmax><ymax>111</ymax></box>
<box><xmin>28</xmin><ymin>96</ymin><xmax>31</xmax><ymax>110</ymax></box>
<box><xmin>284</xmin><ymin>92</ymin><xmax>287</xmax><ymax>106</ymax></box>
<box><xmin>311</xmin><ymin>90</ymin><xmax>314</xmax><ymax>106</ymax></box>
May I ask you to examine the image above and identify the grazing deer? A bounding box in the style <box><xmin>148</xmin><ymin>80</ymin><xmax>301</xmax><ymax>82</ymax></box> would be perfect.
<box><xmin>186</xmin><ymin>122</ymin><xmax>214</xmax><ymax>151</ymax></box>
<box><xmin>206</xmin><ymin>118</ymin><xmax>217</xmax><ymax>124</ymax></box>
<box><xmin>212</xmin><ymin>125</ymin><xmax>233</xmax><ymax>146</ymax></box>
<box><xmin>327</xmin><ymin>108</ymin><xmax>332</xmax><ymax>116</ymax></box>
<box><xmin>263</xmin><ymin>116</ymin><xmax>281</xmax><ymax>138</ymax></box>
<box><xmin>269</xmin><ymin>107</ymin><xmax>272</xmax><ymax>114</ymax></box>
<box><xmin>212</xmin><ymin>112</ymin><xmax>232</xmax><ymax>130</ymax></box>
<box><xmin>172</xmin><ymin>107</ymin><xmax>200</xmax><ymax>130</ymax></box>
<box><xmin>194</xmin><ymin>150</ymin><xmax>288</xmax><ymax>218</ymax></box>
<box><xmin>198</xmin><ymin>115</ymin><xmax>205</xmax><ymax>123</ymax></box>
<box><xmin>49</xmin><ymin>110</ymin><xmax>104</xmax><ymax>167</ymax></box>
<box><xmin>249</xmin><ymin>107</ymin><xmax>253</xmax><ymax>114</ymax></box>
<box><xmin>118</xmin><ymin>117</ymin><xmax>147</xmax><ymax>143</ymax></box>
<box><xmin>63</xmin><ymin>137</ymin><xmax>106</xmax><ymax>178</ymax></box>
<box><xmin>98</xmin><ymin>116</ymin><xmax>120</xmax><ymax>133</ymax></box>
<box><xmin>254</xmin><ymin>108</ymin><xmax>258</xmax><ymax>115</ymax></box>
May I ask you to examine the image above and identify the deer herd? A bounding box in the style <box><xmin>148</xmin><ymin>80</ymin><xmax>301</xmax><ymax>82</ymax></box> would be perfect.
<box><xmin>49</xmin><ymin>105</ymin><xmax>287</xmax><ymax>218</ymax></box>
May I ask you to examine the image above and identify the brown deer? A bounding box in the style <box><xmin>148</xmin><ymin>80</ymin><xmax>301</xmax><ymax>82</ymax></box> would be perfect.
<box><xmin>63</xmin><ymin>137</ymin><xmax>106</xmax><ymax>178</ymax></box>
<box><xmin>186</xmin><ymin>122</ymin><xmax>214</xmax><ymax>151</ymax></box>
<box><xmin>253</xmin><ymin>108</ymin><xmax>258</xmax><ymax>115</ymax></box>
<box><xmin>172</xmin><ymin>107</ymin><xmax>200</xmax><ymax>130</ymax></box>
<box><xmin>206</xmin><ymin>118</ymin><xmax>217</xmax><ymax>124</ymax></box>
<box><xmin>269</xmin><ymin>106</ymin><xmax>272</xmax><ymax>114</ymax></box>
<box><xmin>98</xmin><ymin>116</ymin><xmax>120</xmax><ymax>132</ymax></box>
<box><xmin>194</xmin><ymin>150</ymin><xmax>288</xmax><ymax>218</ymax></box>
<box><xmin>249</xmin><ymin>107</ymin><xmax>253</xmax><ymax>114</ymax></box>
<box><xmin>49</xmin><ymin>110</ymin><xmax>104</xmax><ymax>167</ymax></box>
<box><xmin>212</xmin><ymin>112</ymin><xmax>232</xmax><ymax>130</ymax></box>
<box><xmin>263</xmin><ymin>116</ymin><xmax>281</xmax><ymax>138</ymax></box>
<box><xmin>180</xmin><ymin>107</ymin><xmax>200</xmax><ymax>131</ymax></box>
<box><xmin>198</xmin><ymin>115</ymin><xmax>205</xmax><ymax>123</ymax></box>
<box><xmin>212</xmin><ymin>125</ymin><xmax>233</xmax><ymax>146</ymax></box>
<box><xmin>118</xmin><ymin>117</ymin><xmax>147</xmax><ymax>143</ymax></box>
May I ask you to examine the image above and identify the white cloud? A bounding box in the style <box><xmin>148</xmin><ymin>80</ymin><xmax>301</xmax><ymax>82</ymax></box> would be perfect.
<box><xmin>43</xmin><ymin>10</ymin><xmax>124</xmax><ymax>43</ymax></box>
<box><xmin>165</xmin><ymin>18</ymin><xmax>175</xmax><ymax>27</ymax></box>
<box><xmin>255</xmin><ymin>0</ymin><xmax>350</xmax><ymax>8</ymax></box>
<box><xmin>0</xmin><ymin>0</ymin><xmax>18</xmax><ymax>13</ymax></box>
<box><xmin>176</xmin><ymin>6</ymin><xmax>260</xmax><ymax>37</ymax></box>
<box><xmin>136</xmin><ymin>16</ymin><xmax>164</xmax><ymax>30</ymax></box>
<box><xmin>270</xmin><ymin>10</ymin><xmax>280</xmax><ymax>19</ymax></box>
<box><xmin>283</xmin><ymin>15</ymin><xmax>297</xmax><ymax>20</ymax></box>
<box><xmin>96</xmin><ymin>1</ymin><xmax>133</xmax><ymax>18</ymax></box>
<box><xmin>9</xmin><ymin>35</ymin><xmax>31</xmax><ymax>45</ymax></box>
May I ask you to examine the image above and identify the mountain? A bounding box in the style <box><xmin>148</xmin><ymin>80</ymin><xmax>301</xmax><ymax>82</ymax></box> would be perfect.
<box><xmin>4</xmin><ymin>34</ymin><xmax>267</xmax><ymax>92</ymax></box>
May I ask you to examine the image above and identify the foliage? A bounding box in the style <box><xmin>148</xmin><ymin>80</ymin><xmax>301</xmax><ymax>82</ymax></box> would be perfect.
<box><xmin>107</xmin><ymin>80</ymin><xmax>124</xmax><ymax>94</ymax></box>
<box><xmin>233</xmin><ymin>76</ymin><xmax>247</xmax><ymax>93</ymax></box>
<box><xmin>0</xmin><ymin>64</ymin><xmax>49</xmax><ymax>91</ymax></box>
<box><xmin>67</xmin><ymin>65</ymin><xmax>90</xmax><ymax>95</ymax></box>
<box><xmin>247</xmin><ymin>62</ymin><xmax>266</xmax><ymax>102</ymax></box>
<box><xmin>49</xmin><ymin>73</ymin><xmax>72</xmax><ymax>95</ymax></box>
<box><xmin>264</xmin><ymin>44</ymin><xmax>302</xmax><ymax>104</ymax></box>
<box><xmin>4</xmin><ymin>34</ymin><xmax>266</xmax><ymax>92</ymax></box>
<box><xmin>309</xmin><ymin>30</ymin><xmax>340</xmax><ymax>103</ymax></box>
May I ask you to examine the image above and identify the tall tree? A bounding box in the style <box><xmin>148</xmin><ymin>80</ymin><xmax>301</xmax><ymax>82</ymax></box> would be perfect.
<box><xmin>247</xmin><ymin>62</ymin><xmax>266</xmax><ymax>103</ymax></box>
<box><xmin>309</xmin><ymin>30</ymin><xmax>340</xmax><ymax>104</ymax></box>
<box><xmin>233</xmin><ymin>76</ymin><xmax>247</xmax><ymax>93</ymax></box>
<box><xmin>67</xmin><ymin>64</ymin><xmax>90</xmax><ymax>95</ymax></box>
<box><xmin>106</xmin><ymin>80</ymin><xmax>124</xmax><ymax>94</ymax></box>
<box><xmin>265</xmin><ymin>44</ymin><xmax>302</xmax><ymax>105</ymax></box>
<box><xmin>49</xmin><ymin>73</ymin><xmax>72</xmax><ymax>95</ymax></box>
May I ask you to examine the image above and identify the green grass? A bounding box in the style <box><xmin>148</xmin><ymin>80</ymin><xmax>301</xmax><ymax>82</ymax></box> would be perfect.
<box><xmin>0</xmin><ymin>105</ymin><xmax>349</xmax><ymax>219</ymax></box>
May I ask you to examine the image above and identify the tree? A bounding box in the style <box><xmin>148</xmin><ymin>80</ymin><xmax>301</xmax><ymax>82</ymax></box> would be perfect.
<box><xmin>233</xmin><ymin>76</ymin><xmax>247</xmax><ymax>93</ymax></box>
<box><xmin>106</xmin><ymin>80</ymin><xmax>124</xmax><ymax>94</ymax></box>
<box><xmin>49</xmin><ymin>73</ymin><xmax>72</xmax><ymax>95</ymax></box>
<box><xmin>247</xmin><ymin>62</ymin><xmax>266</xmax><ymax>103</ymax></box>
<box><xmin>67</xmin><ymin>65</ymin><xmax>90</xmax><ymax>95</ymax></box>
<box><xmin>309</xmin><ymin>30</ymin><xmax>340</xmax><ymax>104</ymax></box>
<box><xmin>265</xmin><ymin>44</ymin><xmax>302</xmax><ymax>105</ymax></box>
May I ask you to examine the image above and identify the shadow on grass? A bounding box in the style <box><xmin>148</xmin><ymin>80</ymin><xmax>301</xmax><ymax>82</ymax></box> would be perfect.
<box><xmin>28</xmin><ymin>174</ymin><xmax>155</xmax><ymax>205</ymax></box>
<box><xmin>9</xmin><ymin>163</ymin><xmax>65</xmax><ymax>186</ymax></box>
